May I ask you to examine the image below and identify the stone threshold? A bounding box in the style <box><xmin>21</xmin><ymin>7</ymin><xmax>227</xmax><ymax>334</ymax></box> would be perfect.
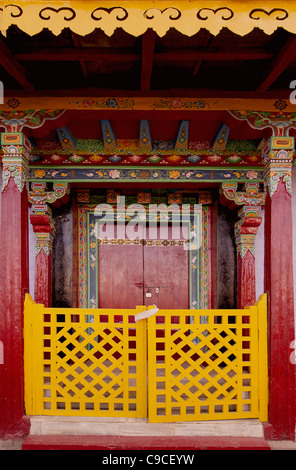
<box><xmin>29</xmin><ymin>416</ymin><xmax>264</xmax><ymax>437</ymax></box>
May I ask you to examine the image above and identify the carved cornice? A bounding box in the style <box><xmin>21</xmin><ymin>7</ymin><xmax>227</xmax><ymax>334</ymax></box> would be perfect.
<box><xmin>1</xmin><ymin>2</ymin><xmax>296</xmax><ymax>38</ymax></box>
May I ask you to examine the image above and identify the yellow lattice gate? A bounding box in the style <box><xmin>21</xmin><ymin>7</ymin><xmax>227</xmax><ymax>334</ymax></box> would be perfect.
<box><xmin>147</xmin><ymin>295</ymin><xmax>268</xmax><ymax>422</ymax></box>
<box><xmin>24</xmin><ymin>297</ymin><xmax>147</xmax><ymax>417</ymax></box>
<box><xmin>24</xmin><ymin>294</ymin><xmax>268</xmax><ymax>423</ymax></box>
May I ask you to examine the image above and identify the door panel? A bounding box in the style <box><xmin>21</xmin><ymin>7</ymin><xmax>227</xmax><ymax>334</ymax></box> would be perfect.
<box><xmin>98</xmin><ymin>224</ymin><xmax>189</xmax><ymax>309</ymax></box>
<box><xmin>98</xmin><ymin>243</ymin><xmax>144</xmax><ymax>309</ymax></box>
<box><xmin>144</xmin><ymin>226</ymin><xmax>189</xmax><ymax>309</ymax></box>
<box><xmin>98</xmin><ymin>224</ymin><xmax>144</xmax><ymax>308</ymax></box>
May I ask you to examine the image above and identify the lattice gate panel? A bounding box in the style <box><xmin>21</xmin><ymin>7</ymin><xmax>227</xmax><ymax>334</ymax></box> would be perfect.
<box><xmin>147</xmin><ymin>307</ymin><xmax>260</xmax><ymax>423</ymax></box>
<box><xmin>24</xmin><ymin>297</ymin><xmax>147</xmax><ymax>417</ymax></box>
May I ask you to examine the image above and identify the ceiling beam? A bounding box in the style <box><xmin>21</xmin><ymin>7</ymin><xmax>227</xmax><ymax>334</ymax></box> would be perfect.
<box><xmin>3</xmin><ymin>87</ymin><xmax>291</xmax><ymax>99</ymax></box>
<box><xmin>14</xmin><ymin>48</ymin><xmax>272</xmax><ymax>62</ymax></box>
<box><xmin>15</xmin><ymin>48</ymin><xmax>141</xmax><ymax>62</ymax></box>
<box><xmin>257</xmin><ymin>35</ymin><xmax>296</xmax><ymax>92</ymax></box>
<box><xmin>141</xmin><ymin>29</ymin><xmax>156</xmax><ymax>91</ymax></box>
<box><xmin>0</xmin><ymin>37</ymin><xmax>34</xmax><ymax>92</ymax></box>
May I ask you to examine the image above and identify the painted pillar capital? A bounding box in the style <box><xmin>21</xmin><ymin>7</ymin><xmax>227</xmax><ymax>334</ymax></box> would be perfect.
<box><xmin>262</xmin><ymin>136</ymin><xmax>294</xmax><ymax>198</ymax></box>
<box><xmin>29</xmin><ymin>182</ymin><xmax>70</xmax><ymax>255</ymax></box>
<box><xmin>235</xmin><ymin>206</ymin><xmax>262</xmax><ymax>259</ymax></box>
<box><xmin>1</xmin><ymin>132</ymin><xmax>31</xmax><ymax>193</ymax></box>
<box><xmin>220</xmin><ymin>181</ymin><xmax>264</xmax><ymax>258</ymax></box>
<box><xmin>30</xmin><ymin>209</ymin><xmax>55</xmax><ymax>256</ymax></box>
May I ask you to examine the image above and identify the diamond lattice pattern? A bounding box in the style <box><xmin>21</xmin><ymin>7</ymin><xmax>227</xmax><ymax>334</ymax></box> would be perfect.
<box><xmin>39</xmin><ymin>309</ymin><xmax>146</xmax><ymax>417</ymax></box>
<box><xmin>148</xmin><ymin>309</ymin><xmax>259</xmax><ymax>422</ymax></box>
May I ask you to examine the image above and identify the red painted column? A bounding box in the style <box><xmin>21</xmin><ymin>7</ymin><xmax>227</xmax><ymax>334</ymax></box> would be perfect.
<box><xmin>263</xmin><ymin>136</ymin><xmax>296</xmax><ymax>440</ymax></box>
<box><xmin>235</xmin><ymin>206</ymin><xmax>262</xmax><ymax>308</ymax></box>
<box><xmin>30</xmin><ymin>211</ymin><xmax>54</xmax><ymax>307</ymax></box>
<box><xmin>0</xmin><ymin>132</ymin><xmax>31</xmax><ymax>438</ymax></box>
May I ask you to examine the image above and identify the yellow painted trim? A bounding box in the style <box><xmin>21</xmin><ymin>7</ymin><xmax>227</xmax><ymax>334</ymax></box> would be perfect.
<box><xmin>1</xmin><ymin>1</ymin><xmax>296</xmax><ymax>37</ymax></box>
<box><xmin>256</xmin><ymin>293</ymin><xmax>269</xmax><ymax>422</ymax></box>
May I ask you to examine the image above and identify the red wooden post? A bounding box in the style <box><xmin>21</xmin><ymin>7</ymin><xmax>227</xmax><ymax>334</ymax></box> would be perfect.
<box><xmin>235</xmin><ymin>206</ymin><xmax>262</xmax><ymax>308</ymax></box>
<box><xmin>263</xmin><ymin>136</ymin><xmax>296</xmax><ymax>440</ymax></box>
<box><xmin>0</xmin><ymin>132</ymin><xmax>31</xmax><ymax>438</ymax></box>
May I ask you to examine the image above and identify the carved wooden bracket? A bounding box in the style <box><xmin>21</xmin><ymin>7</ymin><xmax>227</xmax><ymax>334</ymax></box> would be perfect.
<box><xmin>220</xmin><ymin>182</ymin><xmax>265</xmax><ymax>209</ymax></box>
<box><xmin>29</xmin><ymin>182</ymin><xmax>70</xmax><ymax>255</ymax></box>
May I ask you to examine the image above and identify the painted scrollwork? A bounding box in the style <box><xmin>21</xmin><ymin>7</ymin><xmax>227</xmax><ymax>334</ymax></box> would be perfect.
<box><xmin>265</xmin><ymin>171</ymin><xmax>292</xmax><ymax>198</ymax></box>
<box><xmin>2</xmin><ymin>160</ymin><xmax>29</xmax><ymax>193</ymax></box>
<box><xmin>144</xmin><ymin>7</ymin><xmax>181</xmax><ymax>21</ymax></box>
<box><xmin>4</xmin><ymin>4</ymin><xmax>23</xmax><ymax>18</ymax></box>
<box><xmin>249</xmin><ymin>8</ymin><xmax>288</xmax><ymax>20</ymax></box>
<box><xmin>39</xmin><ymin>7</ymin><xmax>76</xmax><ymax>21</ymax></box>
<box><xmin>197</xmin><ymin>7</ymin><xmax>234</xmax><ymax>21</ymax></box>
<box><xmin>91</xmin><ymin>7</ymin><xmax>128</xmax><ymax>21</ymax></box>
<box><xmin>0</xmin><ymin>2</ymin><xmax>294</xmax><ymax>38</ymax></box>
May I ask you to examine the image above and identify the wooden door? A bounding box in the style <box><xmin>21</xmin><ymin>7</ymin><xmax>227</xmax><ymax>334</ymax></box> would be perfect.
<box><xmin>98</xmin><ymin>224</ymin><xmax>189</xmax><ymax>309</ymax></box>
<box><xmin>143</xmin><ymin>225</ymin><xmax>189</xmax><ymax>309</ymax></box>
<box><xmin>98</xmin><ymin>224</ymin><xmax>144</xmax><ymax>309</ymax></box>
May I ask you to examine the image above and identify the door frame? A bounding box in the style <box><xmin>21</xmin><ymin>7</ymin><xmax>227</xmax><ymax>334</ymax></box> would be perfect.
<box><xmin>76</xmin><ymin>196</ymin><xmax>211</xmax><ymax>311</ymax></box>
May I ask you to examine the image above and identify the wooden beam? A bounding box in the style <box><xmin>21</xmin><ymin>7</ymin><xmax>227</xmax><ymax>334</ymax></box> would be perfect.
<box><xmin>14</xmin><ymin>48</ymin><xmax>141</xmax><ymax>62</ymax></box>
<box><xmin>141</xmin><ymin>29</ymin><xmax>155</xmax><ymax>91</ymax></box>
<box><xmin>155</xmin><ymin>50</ymin><xmax>273</xmax><ymax>62</ymax></box>
<box><xmin>14</xmin><ymin>48</ymin><xmax>272</xmax><ymax>63</ymax></box>
<box><xmin>257</xmin><ymin>35</ymin><xmax>296</xmax><ymax>92</ymax></box>
<box><xmin>0</xmin><ymin>37</ymin><xmax>34</xmax><ymax>92</ymax></box>
<box><xmin>3</xmin><ymin>87</ymin><xmax>291</xmax><ymax>100</ymax></box>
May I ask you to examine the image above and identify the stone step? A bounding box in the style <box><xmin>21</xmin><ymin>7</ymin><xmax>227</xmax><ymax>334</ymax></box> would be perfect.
<box><xmin>29</xmin><ymin>416</ymin><xmax>264</xmax><ymax>437</ymax></box>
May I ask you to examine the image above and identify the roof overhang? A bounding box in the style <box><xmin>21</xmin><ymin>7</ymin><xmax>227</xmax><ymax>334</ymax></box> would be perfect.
<box><xmin>1</xmin><ymin>1</ymin><xmax>296</xmax><ymax>38</ymax></box>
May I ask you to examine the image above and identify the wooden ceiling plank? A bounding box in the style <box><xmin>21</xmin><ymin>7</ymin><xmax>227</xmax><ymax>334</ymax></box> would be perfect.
<box><xmin>0</xmin><ymin>37</ymin><xmax>34</xmax><ymax>92</ymax></box>
<box><xmin>141</xmin><ymin>29</ymin><xmax>156</xmax><ymax>91</ymax></box>
<box><xmin>257</xmin><ymin>34</ymin><xmax>296</xmax><ymax>92</ymax></box>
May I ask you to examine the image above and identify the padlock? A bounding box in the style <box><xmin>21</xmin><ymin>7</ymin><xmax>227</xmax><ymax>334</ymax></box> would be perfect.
<box><xmin>146</xmin><ymin>289</ymin><xmax>152</xmax><ymax>298</ymax></box>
